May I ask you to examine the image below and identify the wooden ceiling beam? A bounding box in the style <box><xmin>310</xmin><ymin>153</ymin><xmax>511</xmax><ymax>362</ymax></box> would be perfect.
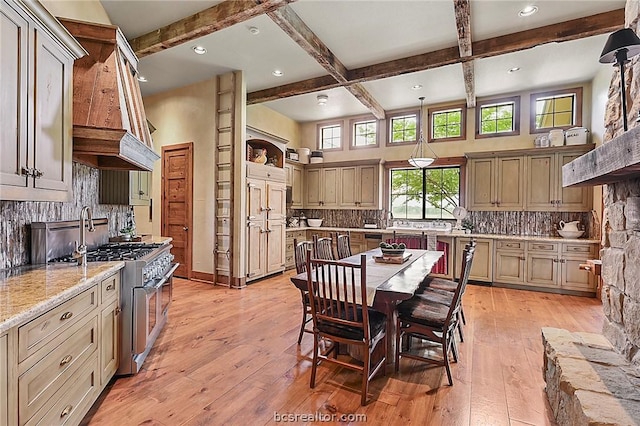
<box><xmin>267</xmin><ymin>5</ymin><xmax>385</xmax><ymax>119</ymax></box>
<box><xmin>249</xmin><ymin>8</ymin><xmax>623</xmax><ymax>104</ymax></box>
<box><xmin>130</xmin><ymin>0</ymin><xmax>295</xmax><ymax>58</ymax></box>
<box><xmin>453</xmin><ymin>0</ymin><xmax>475</xmax><ymax>108</ymax></box>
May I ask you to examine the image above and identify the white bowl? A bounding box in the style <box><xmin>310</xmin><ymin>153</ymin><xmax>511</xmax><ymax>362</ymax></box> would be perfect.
<box><xmin>558</xmin><ymin>229</ymin><xmax>584</xmax><ymax>239</ymax></box>
<box><xmin>307</xmin><ymin>219</ymin><xmax>323</xmax><ymax>227</ymax></box>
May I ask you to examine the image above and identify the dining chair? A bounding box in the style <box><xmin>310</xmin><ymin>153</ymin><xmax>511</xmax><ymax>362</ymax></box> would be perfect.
<box><xmin>294</xmin><ymin>238</ymin><xmax>314</xmax><ymax>344</ymax></box>
<box><xmin>394</xmin><ymin>243</ymin><xmax>475</xmax><ymax>386</ymax></box>
<box><xmin>336</xmin><ymin>233</ymin><xmax>352</xmax><ymax>259</ymax></box>
<box><xmin>313</xmin><ymin>234</ymin><xmax>335</xmax><ymax>260</ymax></box>
<box><xmin>305</xmin><ymin>251</ymin><xmax>387</xmax><ymax>405</ymax></box>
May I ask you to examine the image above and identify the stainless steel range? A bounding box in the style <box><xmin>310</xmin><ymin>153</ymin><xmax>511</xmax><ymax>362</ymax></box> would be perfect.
<box><xmin>31</xmin><ymin>217</ymin><xmax>179</xmax><ymax>375</ymax></box>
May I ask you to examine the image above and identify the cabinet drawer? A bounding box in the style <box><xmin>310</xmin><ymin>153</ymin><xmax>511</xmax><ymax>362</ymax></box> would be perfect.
<box><xmin>349</xmin><ymin>233</ymin><xmax>365</xmax><ymax>244</ymax></box>
<box><xmin>496</xmin><ymin>241</ymin><xmax>523</xmax><ymax>250</ymax></box>
<box><xmin>25</xmin><ymin>352</ymin><xmax>99</xmax><ymax>426</ymax></box>
<box><xmin>247</xmin><ymin>163</ymin><xmax>285</xmax><ymax>182</ymax></box>
<box><xmin>18</xmin><ymin>286</ymin><xmax>98</xmax><ymax>363</ymax></box>
<box><xmin>562</xmin><ymin>243</ymin><xmax>594</xmax><ymax>255</ymax></box>
<box><xmin>527</xmin><ymin>242</ymin><xmax>559</xmax><ymax>252</ymax></box>
<box><xmin>100</xmin><ymin>272</ymin><xmax>120</xmax><ymax>304</ymax></box>
<box><xmin>19</xmin><ymin>314</ymin><xmax>98</xmax><ymax>422</ymax></box>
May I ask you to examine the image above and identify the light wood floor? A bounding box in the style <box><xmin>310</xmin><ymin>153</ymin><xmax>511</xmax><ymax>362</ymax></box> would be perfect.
<box><xmin>82</xmin><ymin>271</ymin><xmax>603</xmax><ymax>425</ymax></box>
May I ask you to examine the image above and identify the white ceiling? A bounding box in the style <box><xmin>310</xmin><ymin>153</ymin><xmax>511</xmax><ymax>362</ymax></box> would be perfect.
<box><xmin>100</xmin><ymin>0</ymin><xmax>625</xmax><ymax>123</ymax></box>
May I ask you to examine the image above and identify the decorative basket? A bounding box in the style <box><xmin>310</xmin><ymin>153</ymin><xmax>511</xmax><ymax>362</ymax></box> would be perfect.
<box><xmin>380</xmin><ymin>248</ymin><xmax>405</xmax><ymax>257</ymax></box>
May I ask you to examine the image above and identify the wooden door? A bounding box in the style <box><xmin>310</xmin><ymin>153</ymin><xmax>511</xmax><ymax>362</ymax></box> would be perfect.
<box><xmin>526</xmin><ymin>154</ymin><xmax>554</xmax><ymax>211</ymax></box>
<box><xmin>162</xmin><ymin>143</ymin><xmax>193</xmax><ymax>279</ymax></box>
<box><xmin>358</xmin><ymin>164</ymin><xmax>378</xmax><ymax>208</ymax></box>
<box><xmin>495</xmin><ymin>157</ymin><xmax>524</xmax><ymax>209</ymax></box>
<box><xmin>467</xmin><ymin>158</ymin><xmax>494</xmax><ymax>210</ymax></box>
<box><xmin>556</xmin><ymin>153</ymin><xmax>592</xmax><ymax>211</ymax></box>
<box><xmin>322</xmin><ymin>167</ymin><xmax>340</xmax><ymax>207</ymax></box>
<box><xmin>0</xmin><ymin>3</ymin><xmax>29</xmax><ymax>189</ymax></box>
<box><xmin>339</xmin><ymin>166</ymin><xmax>358</xmax><ymax>207</ymax></box>
<box><xmin>305</xmin><ymin>168</ymin><xmax>322</xmax><ymax>207</ymax></box>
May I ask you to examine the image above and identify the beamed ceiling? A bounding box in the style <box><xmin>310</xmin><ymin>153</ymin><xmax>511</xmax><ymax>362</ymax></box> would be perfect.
<box><xmin>100</xmin><ymin>0</ymin><xmax>625</xmax><ymax>123</ymax></box>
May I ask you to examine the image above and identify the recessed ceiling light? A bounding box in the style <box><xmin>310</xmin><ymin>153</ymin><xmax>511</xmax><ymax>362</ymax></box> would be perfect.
<box><xmin>411</xmin><ymin>84</ymin><xmax>423</xmax><ymax>90</ymax></box>
<box><xmin>508</xmin><ymin>67</ymin><xmax>520</xmax><ymax>73</ymax></box>
<box><xmin>272</xmin><ymin>70</ymin><xmax>284</xmax><ymax>77</ymax></box>
<box><xmin>192</xmin><ymin>46</ymin><xmax>207</xmax><ymax>55</ymax></box>
<box><xmin>519</xmin><ymin>5</ymin><xmax>538</xmax><ymax>17</ymax></box>
<box><xmin>137</xmin><ymin>75</ymin><xmax>148</xmax><ymax>82</ymax></box>
<box><xmin>249</xmin><ymin>26</ymin><xmax>260</xmax><ymax>35</ymax></box>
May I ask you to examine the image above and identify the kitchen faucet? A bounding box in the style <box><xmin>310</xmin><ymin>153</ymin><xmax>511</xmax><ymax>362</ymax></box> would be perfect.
<box><xmin>72</xmin><ymin>206</ymin><xmax>95</xmax><ymax>265</ymax></box>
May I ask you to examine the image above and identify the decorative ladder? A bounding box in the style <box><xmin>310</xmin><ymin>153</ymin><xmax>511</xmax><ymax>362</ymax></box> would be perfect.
<box><xmin>214</xmin><ymin>72</ymin><xmax>236</xmax><ymax>287</ymax></box>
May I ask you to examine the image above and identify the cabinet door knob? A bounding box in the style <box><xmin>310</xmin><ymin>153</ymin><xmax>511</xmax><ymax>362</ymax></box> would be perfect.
<box><xmin>60</xmin><ymin>405</ymin><xmax>73</xmax><ymax>418</ymax></box>
<box><xmin>183</xmin><ymin>226</ymin><xmax>189</xmax><ymax>231</ymax></box>
<box><xmin>33</xmin><ymin>169</ymin><xmax>43</xmax><ymax>178</ymax></box>
<box><xmin>21</xmin><ymin>167</ymin><xmax>32</xmax><ymax>177</ymax></box>
<box><xmin>60</xmin><ymin>311</ymin><xmax>73</xmax><ymax>320</ymax></box>
<box><xmin>60</xmin><ymin>354</ymin><xmax>73</xmax><ymax>366</ymax></box>
<box><xmin>139</xmin><ymin>190</ymin><xmax>145</xmax><ymax>195</ymax></box>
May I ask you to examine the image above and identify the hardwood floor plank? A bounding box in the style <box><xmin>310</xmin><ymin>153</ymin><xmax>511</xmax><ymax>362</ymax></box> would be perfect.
<box><xmin>82</xmin><ymin>275</ymin><xmax>604</xmax><ymax>425</ymax></box>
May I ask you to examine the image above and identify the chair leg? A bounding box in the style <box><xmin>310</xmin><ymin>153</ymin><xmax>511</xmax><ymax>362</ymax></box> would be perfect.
<box><xmin>451</xmin><ymin>332</ymin><xmax>459</xmax><ymax>363</ymax></box>
<box><xmin>395</xmin><ymin>320</ymin><xmax>402</xmax><ymax>372</ymax></box>
<box><xmin>442</xmin><ymin>334</ymin><xmax>453</xmax><ymax>386</ymax></box>
<box><xmin>460</xmin><ymin>305</ymin><xmax>467</xmax><ymax>325</ymax></box>
<box><xmin>361</xmin><ymin>346</ymin><xmax>370</xmax><ymax>406</ymax></box>
<box><xmin>310</xmin><ymin>334</ymin><xmax>319</xmax><ymax>388</ymax></box>
<box><xmin>297</xmin><ymin>292</ymin><xmax>307</xmax><ymax>344</ymax></box>
<box><xmin>457</xmin><ymin>313</ymin><xmax>464</xmax><ymax>342</ymax></box>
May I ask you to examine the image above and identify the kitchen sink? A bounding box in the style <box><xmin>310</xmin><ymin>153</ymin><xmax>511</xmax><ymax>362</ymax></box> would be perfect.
<box><xmin>387</xmin><ymin>221</ymin><xmax>452</xmax><ymax>233</ymax></box>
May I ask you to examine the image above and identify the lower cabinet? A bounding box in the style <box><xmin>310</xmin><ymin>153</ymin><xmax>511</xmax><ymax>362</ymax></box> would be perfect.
<box><xmin>494</xmin><ymin>241</ymin><xmax>526</xmax><ymax>285</ymax></box>
<box><xmin>8</xmin><ymin>269</ymin><xmax>121</xmax><ymax>425</ymax></box>
<box><xmin>285</xmin><ymin>230</ymin><xmax>307</xmax><ymax>270</ymax></box>
<box><xmin>455</xmin><ymin>238</ymin><xmax>493</xmax><ymax>282</ymax></box>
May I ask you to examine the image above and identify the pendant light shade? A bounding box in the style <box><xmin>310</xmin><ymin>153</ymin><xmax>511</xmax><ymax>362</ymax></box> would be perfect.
<box><xmin>409</xmin><ymin>97</ymin><xmax>437</xmax><ymax>168</ymax></box>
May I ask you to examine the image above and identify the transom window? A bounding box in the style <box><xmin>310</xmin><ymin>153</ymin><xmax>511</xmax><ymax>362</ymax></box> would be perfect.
<box><xmin>389</xmin><ymin>113</ymin><xmax>417</xmax><ymax>144</ymax></box>
<box><xmin>530</xmin><ymin>87</ymin><xmax>583</xmax><ymax>133</ymax></box>
<box><xmin>476</xmin><ymin>96</ymin><xmax>520</xmax><ymax>138</ymax></box>
<box><xmin>390</xmin><ymin>167</ymin><xmax>460</xmax><ymax>220</ymax></box>
<box><xmin>428</xmin><ymin>105</ymin><xmax>466</xmax><ymax>142</ymax></box>
<box><xmin>352</xmin><ymin>119</ymin><xmax>378</xmax><ymax>147</ymax></box>
<box><xmin>318</xmin><ymin>122</ymin><xmax>342</xmax><ymax>150</ymax></box>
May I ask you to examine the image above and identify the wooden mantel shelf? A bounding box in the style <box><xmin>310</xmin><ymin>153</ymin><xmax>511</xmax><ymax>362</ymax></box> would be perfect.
<box><xmin>562</xmin><ymin>126</ymin><xmax>640</xmax><ymax>187</ymax></box>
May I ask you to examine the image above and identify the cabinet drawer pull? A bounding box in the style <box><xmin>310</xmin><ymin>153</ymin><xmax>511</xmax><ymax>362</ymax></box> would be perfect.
<box><xmin>60</xmin><ymin>354</ymin><xmax>73</xmax><ymax>366</ymax></box>
<box><xmin>106</xmin><ymin>284</ymin><xmax>115</xmax><ymax>291</ymax></box>
<box><xmin>60</xmin><ymin>311</ymin><xmax>73</xmax><ymax>320</ymax></box>
<box><xmin>60</xmin><ymin>404</ymin><xmax>73</xmax><ymax>418</ymax></box>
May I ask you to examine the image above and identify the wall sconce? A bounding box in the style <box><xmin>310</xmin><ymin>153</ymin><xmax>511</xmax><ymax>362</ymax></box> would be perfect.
<box><xmin>599</xmin><ymin>28</ymin><xmax>640</xmax><ymax>131</ymax></box>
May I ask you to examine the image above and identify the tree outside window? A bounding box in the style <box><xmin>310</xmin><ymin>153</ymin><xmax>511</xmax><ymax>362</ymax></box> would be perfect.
<box><xmin>353</xmin><ymin>120</ymin><xmax>377</xmax><ymax>147</ymax></box>
<box><xmin>390</xmin><ymin>167</ymin><xmax>460</xmax><ymax>220</ymax></box>
<box><xmin>476</xmin><ymin>96</ymin><xmax>520</xmax><ymax>138</ymax></box>
<box><xmin>390</xmin><ymin>114</ymin><xmax>417</xmax><ymax>144</ymax></box>
<box><xmin>428</xmin><ymin>105</ymin><xmax>466</xmax><ymax>142</ymax></box>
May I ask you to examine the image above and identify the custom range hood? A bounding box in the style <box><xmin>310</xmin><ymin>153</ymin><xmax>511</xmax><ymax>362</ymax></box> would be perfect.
<box><xmin>59</xmin><ymin>19</ymin><xmax>159</xmax><ymax>171</ymax></box>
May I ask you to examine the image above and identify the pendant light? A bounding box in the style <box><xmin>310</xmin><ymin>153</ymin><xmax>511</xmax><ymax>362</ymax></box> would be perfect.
<box><xmin>409</xmin><ymin>96</ymin><xmax>438</xmax><ymax>168</ymax></box>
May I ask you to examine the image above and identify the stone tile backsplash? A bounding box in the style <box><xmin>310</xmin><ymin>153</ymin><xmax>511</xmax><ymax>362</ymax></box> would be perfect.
<box><xmin>0</xmin><ymin>163</ymin><xmax>131</xmax><ymax>270</ymax></box>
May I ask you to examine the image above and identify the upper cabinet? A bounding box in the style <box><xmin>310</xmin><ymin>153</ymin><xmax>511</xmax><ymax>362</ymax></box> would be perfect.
<box><xmin>467</xmin><ymin>145</ymin><xmax>594</xmax><ymax>212</ymax></box>
<box><xmin>285</xmin><ymin>162</ymin><xmax>304</xmax><ymax>209</ymax></box>
<box><xmin>0</xmin><ymin>0</ymin><xmax>86</xmax><ymax>201</ymax></box>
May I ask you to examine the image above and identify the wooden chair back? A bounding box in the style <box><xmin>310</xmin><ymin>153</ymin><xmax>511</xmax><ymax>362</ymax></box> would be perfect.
<box><xmin>313</xmin><ymin>234</ymin><xmax>335</xmax><ymax>260</ymax></box>
<box><xmin>294</xmin><ymin>239</ymin><xmax>314</xmax><ymax>274</ymax></box>
<box><xmin>445</xmin><ymin>242</ymin><xmax>476</xmax><ymax>327</ymax></box>
<box><xmin>336</xmin><ymin>233</ymin><xmax>352</xmax><ymax>259</ymax></box>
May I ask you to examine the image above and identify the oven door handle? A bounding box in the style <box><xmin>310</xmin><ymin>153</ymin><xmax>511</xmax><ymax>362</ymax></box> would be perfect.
<box><xmin>150</xmin><ymin>263</ymin><xmax>180</xmax><ymax>290</ymax></box>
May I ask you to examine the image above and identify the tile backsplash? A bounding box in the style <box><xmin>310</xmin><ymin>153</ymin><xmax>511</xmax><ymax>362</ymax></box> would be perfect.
<box><xmin>0</xmin><ymin>163</ymin><xmax>131</xmax><ymax>270</ymax></box>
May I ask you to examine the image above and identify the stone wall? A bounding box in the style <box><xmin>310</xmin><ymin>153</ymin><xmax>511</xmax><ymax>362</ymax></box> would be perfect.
<box><xmin>0</xmin><ymin>163</ymin><xmax>131</xmax><ymax>270</ymax></box>
<box><xmin>600</xmin><ymin>0</ymin><xmax>640</xmax><ymax>367</ymax></box>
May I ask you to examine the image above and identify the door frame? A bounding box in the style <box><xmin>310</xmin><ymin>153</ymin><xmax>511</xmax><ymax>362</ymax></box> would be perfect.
<box><xmin>161</xmin><ymin>142</ymin><xmax>193</xmax><ymax>279</ymax></box>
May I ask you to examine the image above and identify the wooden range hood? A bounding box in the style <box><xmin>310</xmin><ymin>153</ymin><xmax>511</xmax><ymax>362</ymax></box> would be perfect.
<box><xmin>59</xmin><ymin>18</ymin><xmax>159</xmax><ymax>172</ymax></box>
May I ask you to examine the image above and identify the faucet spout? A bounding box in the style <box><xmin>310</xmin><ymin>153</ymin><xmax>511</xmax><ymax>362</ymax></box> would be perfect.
<box><xmin>73</xmin><ymin>206</ymin><xmax>95</xmax><ymax>266</ymax></box>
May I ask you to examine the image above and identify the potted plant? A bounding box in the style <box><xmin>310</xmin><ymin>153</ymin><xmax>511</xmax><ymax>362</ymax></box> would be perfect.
<box><xmin>461</xmin><ymin>219</ymin><xmax>474</xmax><ymax>234</ymax></box>
<box><xmin>119</xmin><ymin>226</ymin><xmax>136</xmax><ymax>241</ymax></box>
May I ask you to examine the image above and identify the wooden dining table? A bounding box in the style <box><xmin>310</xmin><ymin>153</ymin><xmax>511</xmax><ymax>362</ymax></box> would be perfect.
<box><xmin>290</xmin><ymin>248</ymin><xmax>444</xmax><ymax>364</ymax></box>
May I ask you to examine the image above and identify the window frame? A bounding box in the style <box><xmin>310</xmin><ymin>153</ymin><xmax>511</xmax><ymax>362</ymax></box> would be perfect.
<box><xmin>428</xmin><ymin>104</ymin><xmax>466</xmax><ymax>143</ymax></box>
<box><xmin>349</xmin><ymin>116</ymin><xmax>379</xmax><ymax>150</ymax></box>
<box><xmin>530</xmin><ymin>87</ymin><xmax>583</xmax><ymax>134</ymax></box>
<box><xmin>386</xmin><ymin>109</ymin><xmax>420</xmax><ymax>147</ymax></box>
<box><xmin>388</xmin><ymin>166</ymin><xmax>461</xmax><ymax>220</ymax></box>
<box><xmin>316</xmin><ymin>120</ymin><xmax>344</xmax><ymax>151</ymax></box>
<box><xmin>475</xmin><ymin>96</ymin><xmax>520</xmax><ymax>139</ymax></box>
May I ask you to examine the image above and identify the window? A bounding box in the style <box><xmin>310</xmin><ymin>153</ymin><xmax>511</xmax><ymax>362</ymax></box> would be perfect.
<box><xmin>428</xmin><ymin>105</ymin><xmax>466</xmax><ymax>142</ymax></box>
<box><xmin>317</xmin><ymin>122</ymin><xmax>342</xmax><ymax>150</ymax></box>
<box><xmin>351</xmin><ymin>118</ymin><xmax>378</xmax><ymax>148</ymax></box>
<box><xmin>476</xmin><ymin>96</ymin><xmax>520</xmax><ymax>138</ymax></box>
<box><xmin>390</xmin><ymin>167</ymin><xmax>460</xmax><ymax>220</ymax></box>
<box><xmin>387</xmin><ymin>111</ymin><xmax>418</xmax><ymax>145</ymax></box>
<box><xmin>530</xmin><ymin>87</ymin><xmax>582</xmax><ymax>133</ymax></box>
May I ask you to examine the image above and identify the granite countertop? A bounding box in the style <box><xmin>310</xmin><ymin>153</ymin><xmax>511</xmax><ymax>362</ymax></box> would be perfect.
<box><xmin>142</xmin><ymin>235</ymin><xmax>173</xmax><ymax>245</ymax></box>
<box><xmin>287</xmin><ymin>227</ymin><xmax>600</xmax><ymax>243</ymax></box>
<box><xmin>0</xmin><ymin>262</ymin><xmax>125</xmax><ymax>334</ymax></box>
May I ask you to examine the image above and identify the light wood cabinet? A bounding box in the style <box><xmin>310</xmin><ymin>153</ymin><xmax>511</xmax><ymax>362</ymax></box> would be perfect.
<box><xmin>0</xmin><ymin>333</ymin><xmax>7</xmax><ymax>426</ymax></box>
<box><xmin>99</xmin><ymin>273</ymin><xmax>120</xmax><ymax>386</ymax></box>
<box><xmin>285</xmin><ymin>163</ymin><xmax>304</xmax><ymax>208</ymax></box>
<box><xmin>246</xmin><ymin>175</ymin><xmax>286</xmax><ymax>281</ymax></box>
<box><xmin>467</xmin><ymin>157</ymin><xmax>524</xmax><ymax>211</ymax></box>
<box><xmin>455</xmin><ymin>238</ymin><xmax>493</xmax><ymax>282</ymax></box>
<box><xmin>339</xmin><ymin>164</ymin><xmax>380</xmax><ymax>208</ymax></box>
<box><xmin>0</xmin><ymin>0</ymin><xmax>85</xmax><ymax>201</ymax></box>
<box><xmin>305</xmin><ymin>167</ymin><xmax>340</xmax><ymax>208</ymax></box>
<box><xmin>494</xmin><ymin>241</ymin><xmax>526</xmax><ymax>285</ymax></box>
<box><xmin>285</xmin><ymin>229</ymin><xmax>307</xmax><ymax>270</ymax></box>
<box><xmin>526</xmin><ymin>151</ymin><xmax>592</xmax><ymax>211</ymax></box>
<box><xmin>99</xmin><ymin>170</ymin><xmax>151</xmax><ymax>205</ymax></box>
